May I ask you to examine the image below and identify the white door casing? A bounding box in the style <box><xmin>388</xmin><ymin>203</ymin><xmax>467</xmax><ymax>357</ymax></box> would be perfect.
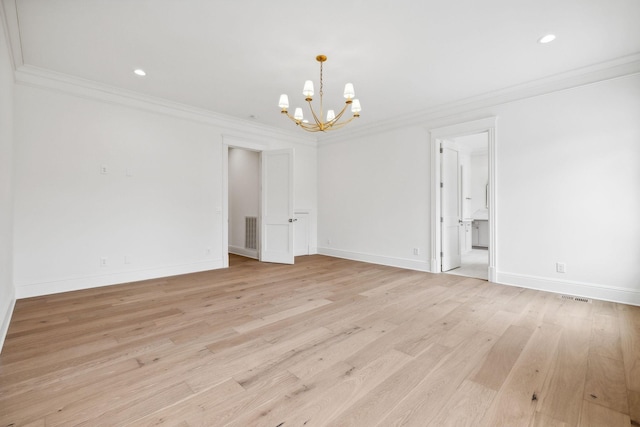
<box><xmin>441</xmin><ymin>141</ymin><xmax>462</xmax><ymax>271</ymax></box>
<box><xmin>260</xmin><ymin>148</ymin><xmax>295</xmax><ymax>264</ymax></box>
<box><xmin>429</xmin><ymin>117</ymin><xmax>497</xmax><ymax>281</ymax></box>
<box><xmin>294</xmin><ymin>211</ymin><xmax>310</xmax><ymax>256</ymax></box>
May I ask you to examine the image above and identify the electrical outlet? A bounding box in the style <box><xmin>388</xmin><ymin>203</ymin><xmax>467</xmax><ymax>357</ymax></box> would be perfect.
<box><xmin>326</xmin><ymin>239</ymin><xmax>331</xmax><ymax>246</ymax></box>
<box><xmin>413</xmin><ymin>248</ymin><xmax>420</xmax><ymax>255</ymax></box>
<box><xmin>100</xmin><ymin>165</ymin><xmax>108</xmax><ymax>175</ymax></box>
<box><xmin>124</xmin><ymin>255</ymin><xmax>131</xmax><ymax>264</ymax></box>
<box><xmin>100</xmin><ymin>257</ymin><xmax>108</xmax><ymax>267</ymax></box>
<box><xmin>556</xmin><ymin>262</ymin><xmax>566</xmax><ymax>273</ymax></box>
<box><xmin>205</xmin><ymin>248</ymin><xmax>212</xmax><ymax>256</ymax></box>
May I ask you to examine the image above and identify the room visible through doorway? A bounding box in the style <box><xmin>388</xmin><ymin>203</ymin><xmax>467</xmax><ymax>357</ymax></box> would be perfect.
<box><xmin>445</xmin><ymin>132</ymin><xmax>489</xmax><ymax>280</ymax></box>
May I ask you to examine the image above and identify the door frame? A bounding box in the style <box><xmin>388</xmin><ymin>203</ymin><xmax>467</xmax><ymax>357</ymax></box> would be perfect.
<box><xmin>429</xmin><ymin>117</ymin><xmax>497</xmax><ymax>281</ymax></box>
<box><xmin>222</xmin><ymin>135</ymin><xmax>266</xmax><ymax>268</ymax></box>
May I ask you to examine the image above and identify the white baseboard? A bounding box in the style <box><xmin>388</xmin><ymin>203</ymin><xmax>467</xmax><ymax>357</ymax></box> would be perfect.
<box><xmin>229</xmin><ymin>246</ymin><xmax>258</xmax><ymax>259</ymax></box>
<box><xmin>317</xmin><ymin>249</ymin><xmax>638</xmax><ymax>306</ymax></box>
<box><xmin>0</xmin><ymin>294</ymin><xmax>16</xmax><ymax>354</ymax></box>
<box><xmin>318</xmin><ymin>247</ymin><xmax>431</xmax><ymax>272</ymax></box>
<box><xmin>496</xmin><ymin>271</ymin><xmax>640</xmax><ymax>306</ymax></box>
<box><xmin>15</xmin><ymin>259</ymin><xmax>225</xmax><ymax>299</ymax></box>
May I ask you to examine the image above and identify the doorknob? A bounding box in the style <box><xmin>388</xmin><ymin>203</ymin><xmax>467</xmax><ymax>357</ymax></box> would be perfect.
<box><xmin>288</xmin><ymin>218</ymin><xmax>298</xmax><ymax>223</ymax></box>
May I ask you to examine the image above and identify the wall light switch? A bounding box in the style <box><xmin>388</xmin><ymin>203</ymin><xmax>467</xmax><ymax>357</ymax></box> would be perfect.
<box><xmin>100</xmin><ymin>165</ymin><xmax>108</xmax><ymax>175</ymax></box>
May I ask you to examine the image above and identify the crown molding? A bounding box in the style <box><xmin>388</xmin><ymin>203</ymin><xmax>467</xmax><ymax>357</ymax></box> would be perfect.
<box><xmin>319</xmin><ymin>53</ymin><xmax>640</xmax><ymax>144</ymax></box>
<box><xmin>14</xmin><ymin>64</ymin><xmax>317</xmax><ymax>147</ymax></box>
<box><xmin>1</xmin><ymin>0</ymin><xmax>22</xmax><ymax>70</ymax></box>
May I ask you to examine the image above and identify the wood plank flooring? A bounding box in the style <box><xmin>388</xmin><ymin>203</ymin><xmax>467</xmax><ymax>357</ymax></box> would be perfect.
<box><xmin>1</xmin><ymin>254</ymin><xmax>638</xmax><ymax>426</ymax></box>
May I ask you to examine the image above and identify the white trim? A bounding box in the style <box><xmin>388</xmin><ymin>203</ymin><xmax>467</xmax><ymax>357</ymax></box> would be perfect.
<box><xmin>0</xmin><ymin>295</ymin><xmax>15</xmax><ymax>354</ymax></box>
<box><xmin>221</xmin><ymin>141</ymin><xmax>229</xmax><ymax>268</ymax></box>
<box><xmin>293</xmin><ymin>210</ymin><xmax>312</xmax><ymax>256</ymax></box>
<box><xmin>430</xmin><ymin>117</ymin><xmax>497</xmax><ymax>281</ymax></box>
<box><xmin>222</xmin><ymin>135</ymin><xmax>269</xmax><ymax>268</ymax></box>
<box><xmin>228</xmin><ymin>246</ymin><xmax>258</xmax><ymax>259</ymax></box>
<box><xmin>318</xmin><ymin>247</ymin><xmax>431</xmax><ymax>273</ymax></box>
<box><xmin>15</xmin><ymin>259</ymin><xmax>224</xmax><ymax>299</ymax></box>
<box><xmin>13</xmin><ymin>65</ymin><xmax>317</xmax><ymax>147</ymax></box>
<box><xmin>319</xmin><ymin>54</ymin><xmax>640</xmax><ymax>144</ymax></box>
<box><xmin>0</xmin><ymin>0</ymin><xmax>22</xmax><ymax>70</ymax></box>
<box><xmin>496</xmin><ymin>272</ymin><xmax>640</xmax><ymax>307</ymax></box>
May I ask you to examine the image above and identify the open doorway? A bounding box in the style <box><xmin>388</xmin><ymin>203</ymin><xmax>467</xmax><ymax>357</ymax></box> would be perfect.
<box><xmin>228</xmin><ymin>147</ymin><xmax>261</xmax><ymax>261</ymax></box>
<box><xmin>222</xmin><ymin>137</ymin><xmax>296</xmax><ymax>267</ymax></box>
<box><xmin>449</xmin><ymin>132</ymin><xmax>489</xmax><ymax>280</ymax></box>
<box><xmin>430</xmin><ymin>118</ymin><xmax>497</xmax><ymax>282</ymax></box>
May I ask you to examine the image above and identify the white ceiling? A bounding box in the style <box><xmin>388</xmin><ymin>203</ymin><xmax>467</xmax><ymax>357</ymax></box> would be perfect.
<box><xmin>4</xmin><ymin>0</ymin><xmax>640</xmax><ymax>134</ymax></box>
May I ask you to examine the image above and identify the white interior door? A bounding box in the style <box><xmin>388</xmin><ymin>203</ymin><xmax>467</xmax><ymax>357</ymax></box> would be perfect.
<box><xmin>441</xmin><ymin>141</ymin><xmax>462</xmax><ymax>271</ymax></box>
<box><xmin>260</xmin><ymin>148</ymin><xmax>295</xmax><ymax>264</ymax></box>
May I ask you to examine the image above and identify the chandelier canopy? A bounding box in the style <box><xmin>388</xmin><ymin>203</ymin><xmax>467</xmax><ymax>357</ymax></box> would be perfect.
<box><xmin>278</xmin><ymin>55</ymin><xmax>361</xmax><ymax>132</ymax></box>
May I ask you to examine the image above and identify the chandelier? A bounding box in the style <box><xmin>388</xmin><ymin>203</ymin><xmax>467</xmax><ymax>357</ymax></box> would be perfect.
<box><xmin>278</xmin><ymin>55</ymin><xmax>361</xmax><ymax>132</ymax></box>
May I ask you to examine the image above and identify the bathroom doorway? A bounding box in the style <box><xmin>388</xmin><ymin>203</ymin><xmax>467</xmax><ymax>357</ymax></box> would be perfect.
<box><xmin>450</xmin><ymin>132</ymin><xmax>489</xmax><ymax>280</ymax></box>
<box><xmin>430</xmin><ymin>117</ymin><xmax>497</xmax><ymax>282</ymax></box>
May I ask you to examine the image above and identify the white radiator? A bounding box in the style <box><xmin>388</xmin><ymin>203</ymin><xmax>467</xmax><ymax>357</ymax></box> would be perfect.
<box><xmin>245</xmin><ymin>216</ymin><xmax>257</xmax><ymax>250</ymax></box>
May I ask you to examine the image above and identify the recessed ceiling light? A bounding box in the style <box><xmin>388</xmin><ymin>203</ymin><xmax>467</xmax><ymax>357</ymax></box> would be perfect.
<box><xmin>133</xmin><ymin>69</ymin><xmax>146</xmax><ymax>76</ymax></box>
<box><xmin>538</xmin><ymin>34</ymin><xmax>556</xmax><ymax>44</ymax></box>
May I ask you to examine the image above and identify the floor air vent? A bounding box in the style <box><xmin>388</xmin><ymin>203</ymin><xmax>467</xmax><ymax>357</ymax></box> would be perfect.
<box><xmin>559</xmin><ymin>295</ymin><xmax>592</xmax><ymax>303</ymax></box>
<box><xmin>245</xmin><ymin>216</ymin><xmax>257</xmax><ymax>250</ymax></box>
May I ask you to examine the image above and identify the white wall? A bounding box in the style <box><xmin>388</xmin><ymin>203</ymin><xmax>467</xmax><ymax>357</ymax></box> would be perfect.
<box><xmin>0</xmin><ymin>9</ymin><xmax>15</xmax><ymax>352</ymax></box>
<box><xmin>318</xmin><ymin>126</ymin><xmax>431</xmax><ymax>271</ymax></box>
<box><xmin>319</xmin><ymin>74</ymin><xmax>640</xmax><ymax>305</ymax></box>
<box><xmin>228</xmin><ymin>147</ymin><xmax>260</xmax><ymax>257</ymax></box>
<box><xmin>494</xmin><ymin>74</ymin><xmax>640</xmax><ymax>303</ymax></box>
<box><xmin>12</xmin><ymin>82</ymin><xmax>317</xmax><ymax>298</ymax></box>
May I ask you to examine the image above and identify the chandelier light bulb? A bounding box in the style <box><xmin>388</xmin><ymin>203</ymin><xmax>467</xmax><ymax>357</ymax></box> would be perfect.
<box><xmin>294</xmin><ymin>108</ymin><xmax>304</xmax><ymax>121</ymax></box>
<box><xmin>327</xmin><ymin>110</ymin><xmax>336</xmax><ymax>121</ymax></box>
<box><xmin>303</xmin><ymin>80</ymin><xmax>314</xmax><ymax>98</ymax></box>
<box><xmin>351</xmin><ymin>99</ymin><xmax>362</xmax><ymax>113</ymax></box>
<box><xmin>343</xmin><ymin>83</ymin><xmax>355</xmax><ymax>99</ymax></box>
<box><xmin>278</xmin><ymin>94</ymin><xmax>289</xmax><ymax>109</ymax></box>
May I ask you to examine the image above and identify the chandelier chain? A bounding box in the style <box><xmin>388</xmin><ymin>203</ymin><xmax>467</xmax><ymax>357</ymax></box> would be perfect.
<box><xmin>319</xmin><ymin>60</ymin><xmax>324</xmax><ymax>117</ymax></box>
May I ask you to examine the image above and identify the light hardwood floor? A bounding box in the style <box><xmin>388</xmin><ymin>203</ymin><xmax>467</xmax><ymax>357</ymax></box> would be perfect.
<box><xmin>1</xmin><ymin>254</ymin><xmax>638</xmax><ymax>426</ymax></box>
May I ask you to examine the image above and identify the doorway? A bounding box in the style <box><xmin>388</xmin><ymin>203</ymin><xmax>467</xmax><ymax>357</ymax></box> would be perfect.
<box><xmin>430</xmin><ymin>118</ymin><xmax>497</xmax><ymax>282</ymax></box>
<box><xmin>222</xmin><ymin>137</ymin><xmax>296</xmax><ymax>268</ymax></box>
<box><xmin>228</xmin><ymin>147</ymin><xmax>261</xmax><ymax>260</ymax></box>
<box><xmin>449</xmin><ymin>132</ymin><xmax>489</xmax><ymax>280</ymax></box>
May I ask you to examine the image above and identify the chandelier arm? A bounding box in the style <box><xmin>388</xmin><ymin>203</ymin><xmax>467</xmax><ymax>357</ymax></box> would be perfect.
<box><xmin>298</xmin><ymin>121</ymin><xmax>324</xmax><ymax>132</ymax></box>
<box><xmin>282</xmin><ymin>110</ymin><xmax>322</xmax><ymax>132</ymax></box>
<box><xmin>283</xmin><ymin>110</ymin><xmax>303</xmax><ymax>125</ymax></box>
<box><xmin>306</xmin><ymin>99</ymin><xmax>324</xmax><ymax>129</ymax></box>
<box><xmin>325</xmin><ymin>115</ymin><xmax>358</xmax><ymax>131</ymax></box>
<box><xmin>327</xmin><ymin>102</ymin><xmax>351</xmax><ymax>126</ymax></box>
